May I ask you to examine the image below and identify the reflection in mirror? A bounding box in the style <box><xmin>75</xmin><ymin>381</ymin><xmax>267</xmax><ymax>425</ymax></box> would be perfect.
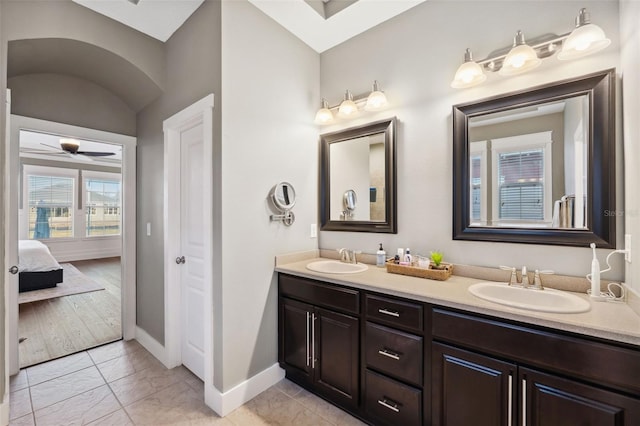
<box><xmin>342</xmin><ymin>189</ymin><xmax>358</xmax><ymax>220</ymax></box>
<box><xmin>272</xmin><ymin>182</ymin><xmax>296</xmax><ymax>211</ymax></box>
<box><xmin>453</xmin><ymin>69</ymin><xmax>616</xmax><ymax>247</ymax></box>
<box><xmin>468</xmin><ymin>95</ymin><xmax>589</xmax><ymax>229</ymax></box>
<box><xmin>320</xmin><ymin>118</ymin><xmax>396</xmax><ymax>233</ymax></box>
<box><xmin>330</xmin><ymin>134</ymin><xmax>385</xmax><ymax>222</ymax></box>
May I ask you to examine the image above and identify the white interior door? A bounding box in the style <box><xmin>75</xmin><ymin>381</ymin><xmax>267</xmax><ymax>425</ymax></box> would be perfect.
<box><xmin>5</xmin><ymin>90</ymin><xmax>20</xmax><ymax>376</ymax></box>
<box><xmin>179</xmin><ymin>122</ymin><xmax>205</xmax><ymax>380</ymax></box>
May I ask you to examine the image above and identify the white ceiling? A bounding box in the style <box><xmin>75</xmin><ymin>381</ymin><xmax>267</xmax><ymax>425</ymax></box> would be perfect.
<box><xmin>248</xmin><ymin>0</ymin><xmax>427</xmax><ymax>52</ymax></box>
<box><xmin>72</xmin><ymin>0</ymin><xmax>205</xmax><ymax>42</ymax></box>
<box><xmin>73</xmin><ymin>0</ymin><xmax>427</xmax><ymax>52</ymax></box>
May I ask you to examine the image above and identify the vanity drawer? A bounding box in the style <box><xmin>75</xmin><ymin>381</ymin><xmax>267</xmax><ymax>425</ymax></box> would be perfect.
<box><xmin>279</xmin><ymin>274</ymin><xmax>359</xmax><ymax>315</ymax></box>
<box><xmin>366</xmin><ymin>294</ymin><xmax>423</xmax><ymax>333</ymax></box>
<box><xmin>432</xmin><ymin>308</ymin><xmax>640</xmax><ymax>395</ymax></box>
<box><xmin>364</xmin><ymin>369</ymin><xmax>422</xmax><ymax>426</ymax></box>
<box><xmin>365</xmin><ymin>322</ymin><xmax>423</xmax><ymax>387</ymax></box>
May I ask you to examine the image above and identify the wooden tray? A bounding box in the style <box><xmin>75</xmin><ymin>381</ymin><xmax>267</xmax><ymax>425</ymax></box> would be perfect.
<box><xmin>385</xmin><ymin>260</ymin><xmax>453</xmax><ymax>281</ymax></box>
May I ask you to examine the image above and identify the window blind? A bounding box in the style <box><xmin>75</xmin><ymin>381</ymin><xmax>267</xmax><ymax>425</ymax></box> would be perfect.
<box><xmin>498</xmin><ymin>149</ymin><xmax>544</xmax><ymax>221</ymax></box>
<box><xmin>85</xmin><ymin>178</ymin><xmax>122</xmax><ymax>237</ymax></box>
<box><xmin>27</xmin><ymin>175</ymin><xmax>74</xmax><ymax>239</ymax></box>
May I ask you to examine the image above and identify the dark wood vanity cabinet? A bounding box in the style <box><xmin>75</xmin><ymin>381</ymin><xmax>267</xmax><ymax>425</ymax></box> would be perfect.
<box><xmin>278</xmin><ymin>275</ymin><xmax>360</xmax><ymax>410</ymax></box>
<box><xmin>363</xmin><ymin>294</ymin><xmax>424</xmax><ymax>426</ymax></box>
<box><xmin>432</xmin><ymin>308</ymin><xmax>640</xmax><ymax>426</ymax></box>
<box><xmin>432</xmin><ymin>343</ymin><xmax>515</xmax><ymax>426</ymax></box>
<box><xmin>278</xmin><ymin>273</ymin><xmax>640</xmax><ymax>426</ymax></box>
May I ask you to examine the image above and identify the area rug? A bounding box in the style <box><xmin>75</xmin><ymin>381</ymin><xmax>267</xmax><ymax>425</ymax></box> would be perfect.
<box><xmin>19</xmin><ymin>263</ymin><xmax>105</xmax><ymax>304</ymax></box>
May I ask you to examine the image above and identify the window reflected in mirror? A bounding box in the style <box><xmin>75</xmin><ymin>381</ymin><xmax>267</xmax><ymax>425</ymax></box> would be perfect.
<box><xmin>467</xmin><ymin>95</ymin><xmax>589</xmax><ymax>229</ymax></box>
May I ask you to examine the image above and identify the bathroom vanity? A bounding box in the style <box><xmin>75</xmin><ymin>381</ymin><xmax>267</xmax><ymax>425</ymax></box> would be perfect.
<box><xmin>276</xmin><ymin>259</ymin><xmax>640</xmax><ymax>426</ymax></box>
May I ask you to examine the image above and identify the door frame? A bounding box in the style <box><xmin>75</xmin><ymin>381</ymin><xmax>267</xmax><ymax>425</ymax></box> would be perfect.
<box><xmin>162</xmin><ymin>94</ymin><xmax>214</xmax><ymax>385</ymax></box>
<box><xmin>6</xmin><ymin>114</ymin><xmax>137</xmax><ymax>375</ymax></box>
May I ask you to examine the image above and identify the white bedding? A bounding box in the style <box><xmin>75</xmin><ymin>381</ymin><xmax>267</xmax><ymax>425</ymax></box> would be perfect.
<box><xmin>18</xmin><ymin>240</ymin><xmax>62</xmax><ymax>272</ymax></box>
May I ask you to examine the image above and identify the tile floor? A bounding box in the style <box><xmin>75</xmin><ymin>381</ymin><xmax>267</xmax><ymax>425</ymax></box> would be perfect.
<box><xmin>9</xmin><ymin>340</ymin><xmax>367</xmax><ymax>425</ymax></box>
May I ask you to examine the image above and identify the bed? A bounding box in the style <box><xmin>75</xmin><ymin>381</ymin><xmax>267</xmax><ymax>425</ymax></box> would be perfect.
<box><xmin>18</xmin><ymin>240</ymin><xmax>63</xmax><ymax>293</ymax></box>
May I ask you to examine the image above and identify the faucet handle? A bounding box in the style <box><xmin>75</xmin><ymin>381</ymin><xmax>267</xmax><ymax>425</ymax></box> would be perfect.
<box><xmin>499</xmin><ymin>266</ymin><xmax>518</xmax><ymax>286</ymax></box>
<box><xmin>533</xmin><ymin>270</ymin><xmax>554</xmax><ymax>289</ymax></box>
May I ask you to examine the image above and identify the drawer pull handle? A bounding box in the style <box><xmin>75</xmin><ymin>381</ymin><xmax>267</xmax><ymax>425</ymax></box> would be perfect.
<box><xmin>378</xmin><ymin>349</ymin><xmax>400</xmax><ymax>360</ymax></box>
<box><xmin>378</xmin><ymin>308</ymin><xmax>400</xmax><ymax>317</ymax></box>
<box><xmin>378</xmin><ymin>398</ymin><xmax>400</xmax><ymax>413</ymax></box>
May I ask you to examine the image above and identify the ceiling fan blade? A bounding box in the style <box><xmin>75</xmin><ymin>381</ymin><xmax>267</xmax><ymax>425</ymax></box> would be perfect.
<box><xmin>21</xmin><ymin>149</ymin><xmax>69</xmax><ymax>155</ymax></box>
<box><xmin>77</xmin><ymin>151</ymin><xmax>116</xmax><ymax>157</ymax></box>
<box><xmin>40</xmin><ymin>142</ymin><xmax>66</xmax><ymax>152</ymax></box>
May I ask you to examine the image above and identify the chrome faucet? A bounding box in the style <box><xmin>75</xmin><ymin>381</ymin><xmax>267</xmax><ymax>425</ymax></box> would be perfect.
<box><xmin>521</xmin><ymin>266</ymin><xmax>530</xmax><ymax>287</ymax></box>
<box><xmin>500</xmin><ymin>265</ymin><xmax>553</xmax><ymax>289</ymax></box>
<box><xmin>531</xmin><ymin>269</ymin><xmax>554</xmax><ymax>290</ymax></box>
<box><xmin>338</xmin><ymin>248</ymin><xmax>358</xmax><ymax>264</ymax></box>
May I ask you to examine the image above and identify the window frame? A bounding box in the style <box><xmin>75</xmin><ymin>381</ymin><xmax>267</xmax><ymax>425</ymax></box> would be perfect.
<box><xmin>82</xmin><ymin>170</ymin><xmax>123</xmax><ymax>238</ymax></box>
<box><xmin>490</xmin><ymin>131</ymin><xmax>553</xmax><ymax>227</ymax></box>
<box><xmin>22</xmin><ymin>165</ymin><xmax>78</xmax><ymax>241</ymax></box>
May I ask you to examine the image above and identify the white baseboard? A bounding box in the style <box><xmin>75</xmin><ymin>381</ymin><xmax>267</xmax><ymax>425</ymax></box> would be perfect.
<box><xmin>0</xmin><ymin>392</ymin><xmax>9</xmax><ymax>426</ymax></box>
<box><xmin>135</xmin><ymin>326</ymin><xmax>171</xmax><ymax>368</ymax></box>
<box><xmin>205</xmin><ymin>363</ymin><xmax>285</xmax><ymax>417</ymax></box>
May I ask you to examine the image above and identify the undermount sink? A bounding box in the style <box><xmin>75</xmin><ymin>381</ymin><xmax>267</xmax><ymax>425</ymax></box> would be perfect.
<box><xmin>306</xmin><ymin>260</ymin><xmax>368</xmax><ymax>274</ymax></box>
<box><xmin>468</xmin><ymin>282</ymin><xmax>590</xmax><ymax>314</ymax></box>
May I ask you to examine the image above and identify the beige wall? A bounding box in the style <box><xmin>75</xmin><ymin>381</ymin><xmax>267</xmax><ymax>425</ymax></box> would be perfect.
<box><xmin>219</xmin><ymin>0</ymin><xmax>319</xmax><ymax>392</ymax></box>
<box><xmin>319</xmin><ymin>0</ymin><xmax>623</xmax><ymax>280</ymax></box>
<box><xmin>9</xmin><ymin>74</ymin><xmax>136</xmax><ymax>136</ymax></box>
<box><xmin>620</xmin><ymin>0</ymin><xmax>640</xmax><ymax>293</ymax></box>
<box><xmin>136</xmin><ymin>0</ymin><xmax>222</xmax><ymax>345</ymax></box>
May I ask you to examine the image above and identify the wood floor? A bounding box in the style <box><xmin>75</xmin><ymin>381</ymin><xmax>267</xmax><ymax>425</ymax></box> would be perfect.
<box><xmin>18</xmin><ymin>257</ymin><xmax>122</xmax><ymax>368</ymax></box>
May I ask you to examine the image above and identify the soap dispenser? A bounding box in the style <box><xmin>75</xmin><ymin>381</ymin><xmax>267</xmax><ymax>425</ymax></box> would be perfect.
<box><xmin>376</xmin><ymin>244</ymin><xmax>386</xmax><ymax>267</ymax></box>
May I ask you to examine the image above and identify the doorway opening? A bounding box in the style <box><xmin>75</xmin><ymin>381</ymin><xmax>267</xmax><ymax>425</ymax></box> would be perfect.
<box><xmin>7</xmin><ymin>116</ymin><xmax>136</xmax><ymax>373</ymax></box>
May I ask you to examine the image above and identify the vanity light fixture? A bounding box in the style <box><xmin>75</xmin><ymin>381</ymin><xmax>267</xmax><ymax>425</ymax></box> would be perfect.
<box><xmin>364</xmin><ymin>80</ymin><xmax>389</xmax><ymax>111</ymax></box>
<box><xmin>558</xmin><ymin>8</ymin><xmax>611</xmax><ymax>60</ymax></box>
<box><xmin>315</xmin><ymin>80</ymin><xmax>388</xmax><ymax>125</ymax></box>
<box><xmin>338</xmin><ymin>90</ymin><xmax>358</xmax><ymax>117</ymax></box>
<box><xmin>314</xmin><ymin>98</ymin><xmax>334</xmax><ymax>124</ymax></box>
<box><xmin>451</xmin><ymin>7</ymin><xmax>610</xmax><ymax>89</ymax></box>
<box><xmin>499</xmin><ymin>31</ymin><xmax>541</xmax><ymax>76</ymax></box>
<box><xmin>451</xmin><ymin>49</ymin><xmax>487</xmax><ymax>89</ymax></box>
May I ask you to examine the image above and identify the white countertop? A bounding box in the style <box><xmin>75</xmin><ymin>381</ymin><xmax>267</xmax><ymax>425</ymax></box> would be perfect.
<box><xmin>276</xmin><ymin>258</ymin><xmax>640</xmax><ymax>347</ymax></box>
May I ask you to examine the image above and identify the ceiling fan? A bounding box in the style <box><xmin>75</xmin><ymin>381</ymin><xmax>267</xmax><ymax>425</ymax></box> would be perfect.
<box><xmin>22</xmin><ymin>138</ymin><xmax>117</xmax><ymax>158</ymax></box>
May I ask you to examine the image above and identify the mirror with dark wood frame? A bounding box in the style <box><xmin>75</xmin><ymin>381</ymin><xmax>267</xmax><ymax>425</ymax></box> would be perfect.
<box><xmin>453</xmin><ymin>69</ymin><xmax>616</xmax><ymax>247</ymax></box>
<box><xmin>320</xmin><ymin>117</ymin><xmax>397</xmax><ymax>233</ymax></box>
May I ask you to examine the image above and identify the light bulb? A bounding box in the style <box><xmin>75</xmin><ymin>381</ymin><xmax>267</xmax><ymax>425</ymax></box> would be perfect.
<box><xmin>338</xmin><ymin>90</ymin><xmax>358</xmax><ymax>117</ymax></box>
<box><xmin>314</xmin><ymin>98</ymin><xmax>333</xmax><ymax>124</ymax></box>
<box><xmin>365</xmin><ymin>81</ymin><xmax>388</xmax><ymax>111</ymax></box>
<box><xmin>559</xmin><ymin>9</ymin><xmax>610</xmax><ymax>60</ymax></box>
<box><xmin>451</xmin><ymin>48</ymin><xmax>486</xmax><ymax>89</ymax></box>
<box><xmin>499</xmin><ymin>31</ymin><xmax>541</xmax><ymax>76</ymax></box>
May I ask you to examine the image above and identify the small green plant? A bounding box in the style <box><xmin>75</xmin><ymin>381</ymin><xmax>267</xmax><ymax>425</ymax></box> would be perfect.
<box><xmin>430</xmin><ymin>250</ymin><xmax>444</xmax><ymax>267</ymax></box>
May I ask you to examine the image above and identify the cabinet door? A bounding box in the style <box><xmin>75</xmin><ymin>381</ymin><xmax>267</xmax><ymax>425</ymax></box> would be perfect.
<box><xmin>521</xmin><ymin>367</ymin><xmax>640</xmax><ymax>426</ymax></box>
<box><xmin>314</xmin><ymin>307</ymin><xmax>359</xmax><ymax>409</ymax></box>
<box><xmin>432</xmin><ymin>343</ymin><xmax>516</xmax><ymax>426</ymax></box>
<box><xmin>280</xmin><ymin>298</ymin><xmax>313</xmax><ymax>381</ymax></box>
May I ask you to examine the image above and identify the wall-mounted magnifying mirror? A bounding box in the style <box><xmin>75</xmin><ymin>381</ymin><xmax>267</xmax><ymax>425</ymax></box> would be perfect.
<box><xmin>342</xmin><ymin>189</ymin><xmax>357</xmax><ymax>220</ymax></box>
<box><xmin>320</xmin><ymin>118</ymin><xmax>397</xmax><ymax>233</ymax></box>
<box><xmin>453</xmin><ymin>69</ymin><xmax>615</xmax><ymax>247</ymax></box>
<box><xmin>269</xmin><ymin>182</ymin><xmax>296</xmax><ymax>226</ymax></box>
